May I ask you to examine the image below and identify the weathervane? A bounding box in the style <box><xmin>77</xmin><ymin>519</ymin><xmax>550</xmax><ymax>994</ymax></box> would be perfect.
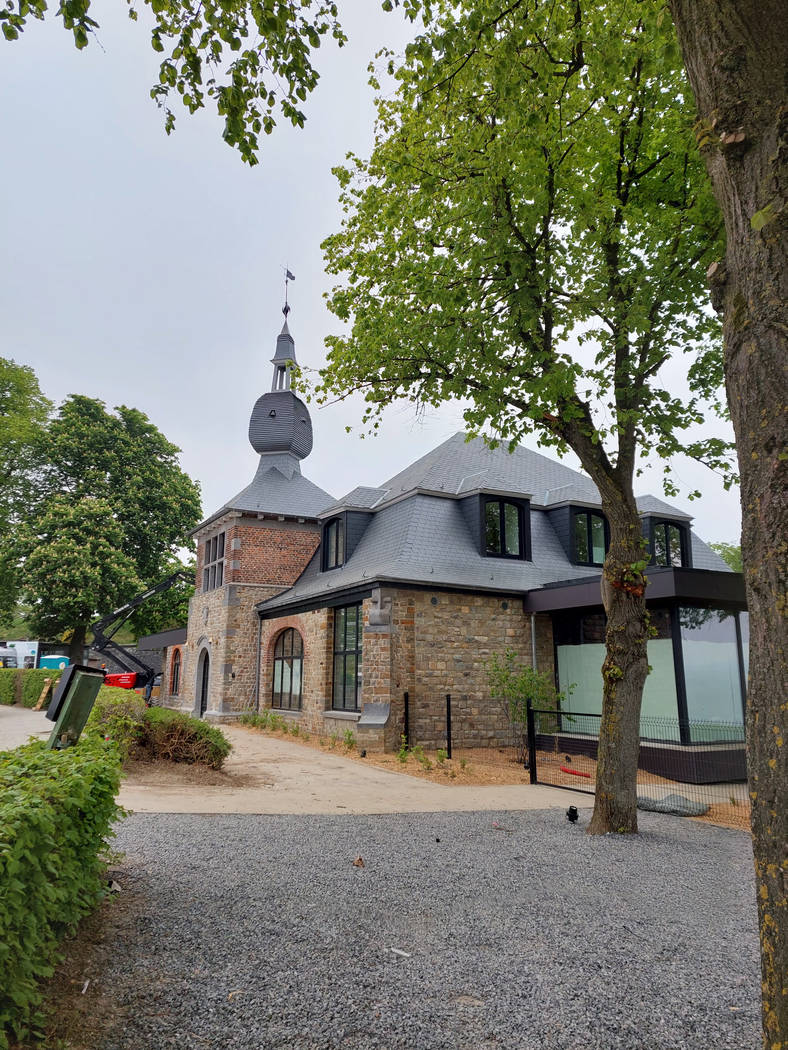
<box><xmin>283</xmin><ymin>267</ymin><xmax>295</xmax><ymax>316</ymax></box>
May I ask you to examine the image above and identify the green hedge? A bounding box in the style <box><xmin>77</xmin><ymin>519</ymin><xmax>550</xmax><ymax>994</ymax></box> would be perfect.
<box><xmin>0</xmin><ymin>735</ymin><xmax>123</xmax><ymax>1049</ymax></box>
<box><xmin>21</xmin><ymin>668</ymin><xmax>64</xmax><ymax>708</ymax></box>
<box><xmin>0</xmin><ymin>668</ymin><xmax>65</xmax><ymax>708</ymax></box>
<box><xmin>0</xmin><ymin>670</ymin><xmax>14</xmax><ymax>706</ymax></box>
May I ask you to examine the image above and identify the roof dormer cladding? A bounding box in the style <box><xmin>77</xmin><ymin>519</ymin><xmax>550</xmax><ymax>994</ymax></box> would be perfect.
<box><xmin>255</xmin><ymin>431</ymin><xmax>732</xmax><ymax>615</ymax></box>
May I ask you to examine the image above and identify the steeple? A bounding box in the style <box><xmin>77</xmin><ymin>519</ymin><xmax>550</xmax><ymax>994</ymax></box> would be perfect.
<box><xmin>248</xmin><ymin>315</ymin><xmax>313</xmax><ymax>461</ymax></box>
<box><xmin>271</xmin><ymin>319</ymin><xmax>296</xmax><ymax>391</ymax></box>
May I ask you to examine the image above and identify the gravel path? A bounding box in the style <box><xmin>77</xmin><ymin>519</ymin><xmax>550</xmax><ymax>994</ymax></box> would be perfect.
<box><xmin>88</xmin><ymin>811</ymin><xmax>758</xmax><ymax>1050</ymax></box>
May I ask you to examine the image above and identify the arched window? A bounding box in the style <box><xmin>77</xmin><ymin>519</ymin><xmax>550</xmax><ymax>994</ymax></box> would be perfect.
<box><xmin>323</xmin><ymin>517</ymin><xmax>345</xmax><ymax>570</ymax></box>
<box><xmin>272</xmin><ymin>629</ymin><xmax>304</xmax><ymax>710</ymax></box>
<box><xmin>170</xmin><ymin>648</ymin><xmax>181</xmax><ymax>695</ymax></box>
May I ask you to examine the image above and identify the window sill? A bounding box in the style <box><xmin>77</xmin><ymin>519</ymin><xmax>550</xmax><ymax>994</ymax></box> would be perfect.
<box><xmin>323</xmin><ymin>709</ymin><xmax>361</xmax><ymax>722</ymax></box>
<box><xmin>270</xmin><ymin>707</ymin><xmax>302</xmax><ymax>717</ymax></box>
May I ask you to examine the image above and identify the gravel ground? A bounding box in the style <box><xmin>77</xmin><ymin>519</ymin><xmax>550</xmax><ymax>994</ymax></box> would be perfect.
<box><xmin>88</xmin><ymin>810</ymin><xmax>758</xmax><ymax>1050</ymax></box>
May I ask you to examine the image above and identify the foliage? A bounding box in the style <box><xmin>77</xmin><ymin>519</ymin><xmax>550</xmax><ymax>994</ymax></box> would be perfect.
<box><xmin>20</xmin><ymin>668</ymin><xmax>64</xmax><ymax>708</ymax></box>
<box><xmin>88</xmin><ymin>686</ymin><xmax>231</xmax><ymax>768</ymax></box>
<box><xmin>343</xmin><ymin>728</ymin><xmax>356</xmax><ymax>750</ymax></box>
<box><xmin>16</xmin><ymin>496</ymin><xmax>142</xmax><ymax>653</ymax></box>
<box><xmin>320</xmin><ymin>0</ymin><xmax>730</xmax><ymax>481</ymax></box>
<box><xmin>43</xmin><ymin>397</ymin><xmax>201</xmax><ymax>585</ymax></box>
<box><xmin>710</xmin><ymin>541</ymin><xmax>742</xmax><ymax>573</ymax></box>
<box><xmin>0</xmin><ymin>735</ymin><xmax>122</xmax><ymax>1049</ymax></box>
<box><xmin>143</xmin><ymin>708</ymin><xmax>231</xmax><ymax>769</ymax></box>
<box><xmin>0</xmin><ymin>0</ymin><xmax>349</xmax><ymax>165</ymax></box>
<box><xmin>488</xmin><ymin>651</ymin><xmax>571</xmax><ymax>755</ymax></box>
<box><xmin>0</xmin><ymin>671</ymin><xmax>15</xmax><ymax>706</ymax></box>
<box><xmin>14</xmin><ymin>395</ymin><xmax>201</xmax><ymax>653</ymax></box>
<box><xmin>0</xmin><ymin>358</ymin><xmax>51</xmax><ymax>621</ymax></box>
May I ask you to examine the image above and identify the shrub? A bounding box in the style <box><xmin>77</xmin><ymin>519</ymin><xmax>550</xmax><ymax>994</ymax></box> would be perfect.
<box><xmin>87</xmin><ymin>686</ymin><xmax>148</xmax><ymax>759</ymax></box>
<box><xmin>0</xmin><ymin>735</ymin><xmax>122</xmax><ymax>1049</ymax></box>
<box><xmin>142</xmin><ymin>708</ymin><xmax>231</xmax><ymax>769</ymax></box>
<box><xmin>87</xmin><ymin>687</ymin><xmax>231</xmax><ymax>769</ymax></box>
<box><xmin>21</xmin><ymin>668</ymin><xmax>64</xmax><ymax>709</ymax></box>
<box><xmin>0</xmin><ymin>670</ymin><xmax>15</xmax><ymax>706</ymax></box>
<box><xmin>343</xmin><ymin>729</ymin><xmax>356</xmax><ymax>750</ymax></box>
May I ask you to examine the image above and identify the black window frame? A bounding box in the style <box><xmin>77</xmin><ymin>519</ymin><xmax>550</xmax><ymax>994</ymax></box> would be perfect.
<box><xmin>651</xmin><ymin>520</ymin><xmax>688</xmax><ymax>568</ymax></box>
<box><xmin>271</xmin><ymin>628</ymin><xmax>304</xmax><ymax>711</ymax></box>
<box><xmin>202</xmin><ymin>531</ymin><xmax>225</xmax><ymax>592</ymax></box>
<box><xmin>332</xmin><ymin>603</ymin><xmax>362</xmax><ymax>712</ymax></box>
<box><xmin>482</xmin><ymin>497</ymin><xmax>530</xmax><ymax>560</ymax></box>
<box><xmin>322</xmin><ymin>516</ymin><xmax>345</xmax><ymax>571</ymax></box>
<box><xmin>573</xmin><ymin>509</ymin><xmax>609</xmax><ymax>566</ymax></box>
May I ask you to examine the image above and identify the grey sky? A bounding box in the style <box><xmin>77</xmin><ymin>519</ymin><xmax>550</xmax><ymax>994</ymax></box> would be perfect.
<box><xmin>0</xmin><ymin>1</ymin><xmax>741</xmax><ymax>546</ymax></box>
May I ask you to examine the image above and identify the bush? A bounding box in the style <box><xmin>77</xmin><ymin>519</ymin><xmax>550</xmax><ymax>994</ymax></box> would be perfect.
<box><xmin>86</xmin><ymin>687</ymin><xmax>231</xmax><ymax>769</ymax></box>
<box><xmin>21</xmin><ymin>668</ymin><xmax>64</xmax><ymax>709</ymax></box>
<box><xmin>0</xmin><ymin>735</ymin><xmax>122</xmax><ymax>1049</ymax></box>
<box><xmin>0</xmin><ymin>670</ymin><xmax>15</xmax><ymax>706</ymax></box>
<box><xmin>0</xmin><ymin>668</ymin><xmax>65</xmax><ymax>708</ymax></box>
<box><xmin>142</xmin><ymin>708</ymin><xmax>231</xmax><ymax>769</ymax></box>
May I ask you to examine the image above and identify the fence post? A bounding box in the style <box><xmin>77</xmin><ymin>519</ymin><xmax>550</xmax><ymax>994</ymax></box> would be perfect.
<box><xmin>403</xmin><ymin>691</ymin><xmax>409</xmax><ymax>747</ymax></box>
<box><xmin>445</xmin><ymin>694</ymin><xmax>452</xmax><ymax>759</ymax></box>
<box><xmin>526</xmin><ymin>700</ymin><xmax>537</xmax><ymax>784</ymax></box>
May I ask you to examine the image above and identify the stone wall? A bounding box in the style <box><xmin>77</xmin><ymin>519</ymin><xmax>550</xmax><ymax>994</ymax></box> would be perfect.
<box><xmin>255</xmin><ymin>586</ymin><xmax>554</xmax><ymax>752</ymax></box>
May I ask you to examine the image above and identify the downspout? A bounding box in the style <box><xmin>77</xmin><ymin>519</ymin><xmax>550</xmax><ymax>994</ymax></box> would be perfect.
<box><xmin>530</xmin><ymin>612</ymin><xmax>537</xmax><ymax>671</ymax></box>
<box><xmin>254</xmin><ymin>614</ymin><xmax>262</xmax><ymax>713</ymax></box>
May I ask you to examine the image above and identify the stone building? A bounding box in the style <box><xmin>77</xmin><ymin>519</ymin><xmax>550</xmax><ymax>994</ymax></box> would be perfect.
<box><xmin>160</xmin><ymin>315</ymin><xmax>748</xmax><ymax>758</ymax></box>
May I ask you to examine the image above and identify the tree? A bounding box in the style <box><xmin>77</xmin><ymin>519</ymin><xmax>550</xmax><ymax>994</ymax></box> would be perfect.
<box><xmin>43</xmin><ymin>396</ymin><xmax>202</xmax><ymax>582</ymax></box>
<box><xmin>1</xmin><ymin>0</ymin><xmax>346</xmax><ymax>165</ymax></box>
<box><xmin>709</xmin><ymin>542</ymin><xmax>742</xmax><ymax>574</ymax></box>
<box><xmin>666</xmin><ymin>3</ymin><xmax>787</xmax><ymax>1043</ymax></box>
<box><xmin>319</xmin><ymin>0</ymin><xmax>732</xmax><ymax>834</ymax></box>
<box><xmin>17</xmin><ymin>496</ymin><xmax>142</xmax><ymax>662</ymax></box>
<box><xmin>0</xmin><ymin>357</ymin><xmax>51</xmax><ymax>621</ymax></box>
<box><xmin>17</xmin><ymin>396</ymin><xmax>202</xmax><ymax>657</ymax></box>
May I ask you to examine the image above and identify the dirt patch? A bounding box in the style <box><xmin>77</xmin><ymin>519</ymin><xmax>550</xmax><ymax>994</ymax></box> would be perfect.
<box><xmin>236</xmin><ymin>725</ymin><xmax>749</xmax><ymax>830</ymax></box>
<box><xmin>21</xmin><ymin>864</ymin><xmax>147</xmax><ymax>1050</ymax></box>
<box><xmin>122</xmin><ymin>756</ymin><xmax>272</xmax><ymax>790</ymax></box>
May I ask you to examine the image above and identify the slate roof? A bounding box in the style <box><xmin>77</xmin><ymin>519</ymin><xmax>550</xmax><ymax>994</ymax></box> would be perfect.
<box><xmin>194</xmin><ymin>452</ymin><xmax>333</xmax><ymax>532</ymax></box>
<box><xmin>257</xmin><ymin>431</ymin><xmax>731</xmax><ymax>614</ymax></box>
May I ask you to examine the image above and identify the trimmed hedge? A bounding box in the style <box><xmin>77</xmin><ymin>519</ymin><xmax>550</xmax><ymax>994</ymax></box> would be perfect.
<box><xmin>87</xmin><ymin>686</ymin><xmax>232</xmax><ymax>769</ymax></box>
<box><xmin>0</xmin><ymin>670</ymin><xmax>14</xmax><ymax>706</ymax></box>
<box><xmin>21</xmin><ymin>668</ymin><xmax>64</xmax><ymax>708</ymax></box>
<box><xmin>0</xmin><ymin>735</ymin><xmax>123</xmax><ymax>1049</ymax></box>
<box><xmin>0</xmin><ymin>668</ymin><xmax>65</xmax><ymax>708</ymax></box>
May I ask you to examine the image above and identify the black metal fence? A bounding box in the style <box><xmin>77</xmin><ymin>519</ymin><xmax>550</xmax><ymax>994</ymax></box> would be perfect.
<box><xmin>427</xmin><ymin>695</ymin><xmax>750</xmax><ymax>830</ymax></box>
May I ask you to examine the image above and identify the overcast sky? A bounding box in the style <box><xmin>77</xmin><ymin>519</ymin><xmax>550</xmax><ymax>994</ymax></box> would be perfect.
<box><xmin>0</xmin><ymin>1</ymin><xmax>741</xmax><ymax>545</ymax></box>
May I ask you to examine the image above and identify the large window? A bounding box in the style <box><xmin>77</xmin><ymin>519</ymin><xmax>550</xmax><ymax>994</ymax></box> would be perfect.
<box><xmin>323</xmin><ymin>518</ymin><xmax>345</xmax><ymax>571</ymax></box>
<box><xmin>652</xmin><ymin>521</ymin><xmax>686</xmax><ymax>567</ymax></box>
<box><xmin>202</xmin><ymin>531</ymin><xmax>225</xmax><ymax>591</ymax></box>
<box><xmin>484</xmin><ymin>499</ymin><xmax>526</xmax><ymax>559</ymax></box>
<box><xmin>574</xmin><ymin>511</ymin><xmax>607</xmax><ymax>565</ymax></box>
<box><xmin>170</xmin><ymin>648</ymin><xmax>181</xmax><ymax>696</ymax></box>
<box><xmin>272</xmin><ymin>628</ymin><xmax>303</xmax><ymax>710</ymax></box>
<box><xmin>332</xmin><ymin>604</ymin><xmax>362</xmax><ymax>711</ymax></box>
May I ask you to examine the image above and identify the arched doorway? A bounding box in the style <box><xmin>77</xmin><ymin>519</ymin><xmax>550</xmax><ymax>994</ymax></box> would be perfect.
<box><xmin>197</xmin><ymin>649</ymin><xmax>210</xmax><ymax>717</ymax></box>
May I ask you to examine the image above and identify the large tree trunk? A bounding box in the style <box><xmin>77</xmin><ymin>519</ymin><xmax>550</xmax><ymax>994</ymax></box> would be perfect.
<box><xmin>588</xmin><ymin>493</ymin><xmax>650</xmax><ymax>835</ymax></box>
<box><xmin>68</xmin><ymin>623</ymin><xmax>87</xmax><ymax>665</ymax></box>
<box><xmin>668</xmin><ymin>3</ymin><xmax>787</xmax><ymax>1044</ymax></box>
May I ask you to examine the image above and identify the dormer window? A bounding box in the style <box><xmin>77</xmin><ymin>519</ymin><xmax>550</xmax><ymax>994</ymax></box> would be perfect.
<box><xmin>652</xmin><ymin>521</ymin><xmax>687</xmax><ymax>567</ymax></box>
<box><xmin>574</xmin><ymin>511</ymin><xmax>608</xmax><ymax>566</ymax></box>
<box><xmin>484</xmin><ymin>498</ymin><xmax>528</xmax><ymax>559</ymax></box>
<box><xmin>323</xmin><ymin>517</ymin><xmax>345</xmax><ymax>571</ymax></box>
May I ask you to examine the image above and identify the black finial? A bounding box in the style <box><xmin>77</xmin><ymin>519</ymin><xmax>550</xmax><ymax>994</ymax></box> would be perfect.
<box><xmin>283</xmin><ymin>266</ymin><xmax>295</xmax><ymax>316</ymax></box>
